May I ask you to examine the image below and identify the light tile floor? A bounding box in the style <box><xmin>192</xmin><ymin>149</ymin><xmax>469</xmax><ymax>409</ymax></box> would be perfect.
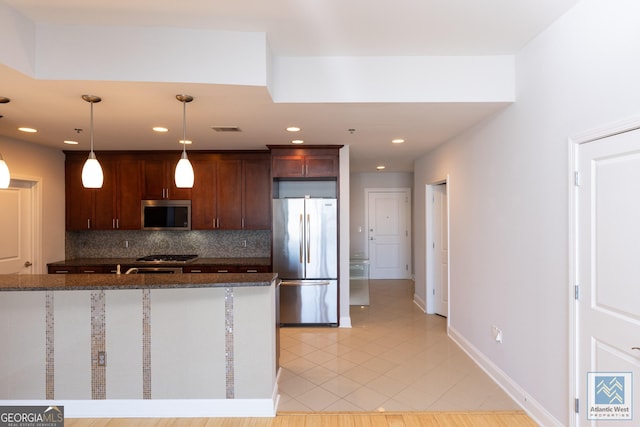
<box><xmin>277</xmin><ymin>279</ymin><xmax>521</xmax><ymax>412</ymax></box>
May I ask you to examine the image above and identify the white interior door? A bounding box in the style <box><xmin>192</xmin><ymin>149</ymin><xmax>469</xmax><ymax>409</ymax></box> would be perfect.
<box><xmin>433</xmin><ymin>184</ymin><xmax>448</xmax><ymax>317</ymax></box>
<box><xmin>367</xmin><ymin>189</ymin><xmax>411</xmax><ymax>279</ymax></box>
<box><xmin>577</xmin><ymin>129</ymin><xmax>640</xmax><ymax>425</ymax></box>
<box><xmin>0</xmin><ymin>182</ymin><xmax>34</xmax><ymax>274</ymax></box>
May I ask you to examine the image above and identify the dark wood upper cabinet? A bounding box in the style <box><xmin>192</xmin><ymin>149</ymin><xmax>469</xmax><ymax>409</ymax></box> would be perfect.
<box><xmin>65</xmin><ymin>152</ymin><xmax>141</xmax><ymax>230</ymax></box>
<box><xmin>65</xmin><ymin>150</ymin><xmax>271</xmax><ymax>231</ymax></box>
<box><xmin>190</xmin><ymin>152</ymin><xmax>270</xmax><ymax>230</ymax></box>
<box><xmin>190</xmin><ymin>154</ymin><xmax>218</xmax><ymax>230</ymax></box>
<box><xmin>268</xmin><ymin>146</ymin><xmax>341</xmax><ymax>178</ymax></box>
<box><xmin>65</xmin><ymin>154</ymin><xmax>95</xmax><ymax>230</ymax></box>
<box><xmin>141</xmin><ymin>154</ymin><xmax>192</xmax><ymax>200</ymax></box>
<box><xmin>243</xmin><ymin>157</ymin><xmax>272</xmax><ymax>229</ymax></box>
<box><xmin>216</xmin><ymin>157</ymin><xmax>243</xmax><ymax>229</ymax></box>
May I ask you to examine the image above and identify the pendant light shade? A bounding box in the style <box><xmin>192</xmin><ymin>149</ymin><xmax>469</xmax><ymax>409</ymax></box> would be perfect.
<box><xmin>82</xmin><ymin>151</ymin><xmax>103</xmax><ymax>188</ymax></box>
<box><xmin>81</xmin><ymin>95</ymin><xmax>104</xmax><ymax>188</ymax></box>
<box><xmin>0</xmin><ymin>152</ymin><xmax>10</xmax><ymax>189</ymax></box>
<box><xmin>175</xmin><ymin>151</ymin><xmax>194</xmax><ymax>188</ymax></box>
<box><xmin>175</xmin><ymin>94</ymin><xmax>194</xmax><ymax>188</ymax></box>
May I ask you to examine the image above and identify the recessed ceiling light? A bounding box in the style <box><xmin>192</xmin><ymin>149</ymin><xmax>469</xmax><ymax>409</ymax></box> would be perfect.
<box><xmin>291</xmin><ymin>139</ymin><xmax>304</xmax><ymax>144</ymax></box>
<box><xmin>18</xmin><ymin>127</ymin><xmax>37</xmax><ymax>133</ymax></box>
<box><xmin>153</xmin><ymin>127</ymin><xmax>169</xmax><ymax>133</ymax></box>
<box><xmin>286</xmin><ymin>126</ymin><xmax>301</xmax><ymax>132</ymax></box>
<box><xmin>179</xmin><ymin>140</ymin><xmax>193</xmax><ymax>145</ymax></box>
<box><xmin>392</xmin><ymin>139</ymin><xmax>405</xmax><ymax>144</ymax></box>
<box><xmin>64</xmin><ymin>140</ymin><xmax>79</xmax><ymax>145</ymax></box>
<box><xmin>376</xmin><ymin>165</ymin><xmax>386</xmax><ymax>170</ymax></box>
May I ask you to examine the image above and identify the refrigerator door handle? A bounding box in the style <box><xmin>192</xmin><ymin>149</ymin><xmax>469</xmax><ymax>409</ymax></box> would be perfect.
<box><xmin>280</xmin><ymin>280</ymin><xmax>331</xmax><ymax>286</ymax></box>
<box><xmin>306</xmin><ymin>213</ymin><xmax>311</xmax><ymax>264</ymax></box>
<box><xmin>299</xmin><ymin>213</ymin><xmax>304</xmax><ymax>263</ymax></box>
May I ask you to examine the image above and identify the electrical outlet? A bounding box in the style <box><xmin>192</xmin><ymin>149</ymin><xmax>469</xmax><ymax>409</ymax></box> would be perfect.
<box><xmin>492</xmin><ymin>326</ymin><xmax>503</xmax><ymax>343</ymax></box>
<box><xmin>240</xmin><ymin>239</ymin><xmax>247</xmax><ymax>248</ymax></box>
<box><xmin>98</xmin><ymin>351</ymin><xmax>106</xmax><ymax>366</ymax></box>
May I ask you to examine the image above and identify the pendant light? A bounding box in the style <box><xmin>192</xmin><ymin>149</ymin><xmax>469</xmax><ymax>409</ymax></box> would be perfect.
<box><xmin>81</xmin><ymin>95</ymin><xmax>104</xmax><ymax>188</ymax></box>
<box><xmin>174</xmin><ymin>94</ymin><xmax>194</xmax><ymax>188</ymax></box>
<box><xmin>0</xmin><ymin>152</ymin><xmax>10</xmax><ymax>189</ymax></box>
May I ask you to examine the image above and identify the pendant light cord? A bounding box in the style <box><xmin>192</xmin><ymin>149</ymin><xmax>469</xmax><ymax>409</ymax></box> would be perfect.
<box><xmin>90</xmin><ymin>100</ymin><xmax>95</xmax><ymax>153</ymax></box>
<box><xmin>182</xmin><ymin>99</ymin><xmax>187</xmax><ymax>154</ymax></box>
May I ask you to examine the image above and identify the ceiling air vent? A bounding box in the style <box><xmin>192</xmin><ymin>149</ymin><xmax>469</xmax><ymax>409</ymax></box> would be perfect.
<box><xmin>211</xmin><ymin>126</ymin><xmax>241</xmax><ymax>132</ymax></box>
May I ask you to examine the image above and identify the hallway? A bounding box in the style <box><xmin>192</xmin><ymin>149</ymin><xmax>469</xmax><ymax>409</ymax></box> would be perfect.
<box><xmin>278</xmin><ymin>280</ymin><xmax>521</xmax><ymax>412</ymax></box>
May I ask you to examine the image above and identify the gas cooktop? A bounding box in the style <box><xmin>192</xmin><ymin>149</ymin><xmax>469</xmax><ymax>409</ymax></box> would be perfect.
<box><xmin>135</xmin><ymin>254</ymin><xmax>198</xmax><ymax>263</ymax></box>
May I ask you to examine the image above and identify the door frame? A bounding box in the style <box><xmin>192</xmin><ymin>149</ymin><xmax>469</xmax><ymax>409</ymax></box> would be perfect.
<box><xmin>425</xmin><ymin>177</ymin><xmax>450</xmax><ymax>318</ymax></box>
<box><xmin>9</xmin><ymin>174</ymin><xmax>43</xmax><ymax>274</ymax></box>
<box><xmin>364</xmin><ymin>187</ymin><xmax>412</xmax><ymax>278</ymax></box>
<box><xmin>569</xmin><ymin>115</ymin><xmax>640</xmax><ymax>427</ymax></box>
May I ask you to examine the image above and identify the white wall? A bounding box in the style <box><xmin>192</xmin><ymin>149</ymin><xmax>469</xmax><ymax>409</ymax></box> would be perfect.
<box><xmin>414</xmin><ymin>0</ymin><xmax>640</xmax><ymax>424</ymax></box>
<box><xmin>0</xmin><ymin>137</ymin><xmax>65</xmax><ymax>269</ymax></box>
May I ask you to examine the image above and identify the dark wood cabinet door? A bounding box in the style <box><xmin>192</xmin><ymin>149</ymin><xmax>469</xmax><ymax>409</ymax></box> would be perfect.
<box><xmin>141</xmin><ymin>155</ymin><xmax>191</xmax><ymax>200</ymax></box>
<box><xmin>65</xmin><ymin>155</ymin><xmax>95</xmax><ymax>230</ymax></box>
<box><xmin>191</xmin><ymin>155</ymin><xmax>218</xmax><ymax>229</ymax></box>
<box><xmin>243</xmin><ymin>157</ymin><xmax>271</xmax><ymax>229</ymax></box>
<box><xmin>270</xmin><ymin>148</ymin><xmax>340</xmax><ymax>178</ymax></box>
<box><xmin>217</xmin><ymin>158</ymin><xmax>242</xmax><ymax>229</ymax></box>
<box><xmin>116</xmin><ymin>157</ymin><xmax>142</xmax><ymax>229</ymax></box>
<box><xmin>48</xmin><ymin>266</ymin><xmax>77</xmax><ymax>274</ymax></box>
<box><xmin>93</xmin><ymin>157</ymin><xmax>117</xmax><ymax>229</ymax></box>
<box><xmin>271</xmin><ymin>155</ymin><xmax>305</xmax><ymax>177</ymax></box>
<box><xmin>305</xmin><ymin>155</ymin><xmax>339</xmax><ymax>177</ymax></box>
<box><xmin>141</xmin><ymin>158</ymin><xmax>166</xmax><ymax>199</ymax></box>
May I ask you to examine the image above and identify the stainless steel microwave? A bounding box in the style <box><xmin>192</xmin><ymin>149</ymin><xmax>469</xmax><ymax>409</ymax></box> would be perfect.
<box><xmin>141</xmin><ymin>200</ymin><xmax>191</xmax><ymax>230</ymax></box>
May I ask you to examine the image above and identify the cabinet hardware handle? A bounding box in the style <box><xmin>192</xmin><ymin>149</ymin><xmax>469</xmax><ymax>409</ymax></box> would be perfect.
<box><xmin>116</xmin><ymin>219</ymin><xmax>119</xmax><ymax>229</ymax></box>
<box><xmin>242</xmin><ymin>218</ymin><xmax>245</xmax><ymax>229</ymax></box>
<box><xmin>55</xmin><ymin>270</ymin><xmax>70</xmax><ymax>274</ymax></box>
<box><xmin>633</xmin><ymin>347</ymin><xmax>640</xmax><ymax>351</ymax></box>
<box><xmin>87</xmin><ymin>218</ymin><xmax>91</xmax><ymax>229</ymax></box>
<box><xmin>217</xmin><ymin>269</ymin><xmax>229</xmax><ymax>273</ymax></box>
<box><xmin>190</xmin><ymin>269</ymin><xmax>202</xmax><ymax>273</ymax></box>
<box><xmin>247</xmin><ymin>269</ymin><xmax>258</xmax><ymax>273</ymax></box>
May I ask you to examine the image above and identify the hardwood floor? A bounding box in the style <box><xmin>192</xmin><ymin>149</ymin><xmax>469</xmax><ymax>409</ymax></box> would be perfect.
<box><xmin>65</xmin><ymin>411</ymin><xmax>538</xmax><ymax>426</ymax></box>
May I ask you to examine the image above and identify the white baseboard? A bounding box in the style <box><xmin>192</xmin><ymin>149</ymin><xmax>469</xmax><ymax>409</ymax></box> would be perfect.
<box><xmin>413</xmin><ymin>293</ymin><xmax>427</xmax><ymax>312</ymax></box>
<box><xmin>2</xmin><ymin>397</ymin><xmax>278</xmax><ymax>418</ymax></box>
<box><xmin>339</xmin><ymin>315</ymin><xmax>352</xmax><ymax>328</ymax></box>
<box><xmin>448</xmin><ymin>326</ymin><xmax>563</xmax><ymax>427</ymax></box>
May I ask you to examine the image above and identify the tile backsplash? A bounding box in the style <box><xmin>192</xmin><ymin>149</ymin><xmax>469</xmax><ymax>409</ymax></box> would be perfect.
<box><xmin>66</xmin><ymin>229</ymin><xmax>271</xmax><ymax>259</ymax></box>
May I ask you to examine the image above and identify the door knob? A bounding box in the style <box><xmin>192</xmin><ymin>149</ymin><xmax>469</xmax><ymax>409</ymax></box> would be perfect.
<box><xmin>24</xmin><ymin>261</ymin><xmax>33</xmax><ymax>267</ymax></box>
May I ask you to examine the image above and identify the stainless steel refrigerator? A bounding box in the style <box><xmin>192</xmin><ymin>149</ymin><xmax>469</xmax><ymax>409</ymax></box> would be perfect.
<box><xmin>273</xmin><ymin>198</ymin><xmax>338</xmax><ymax>326</ymax></box>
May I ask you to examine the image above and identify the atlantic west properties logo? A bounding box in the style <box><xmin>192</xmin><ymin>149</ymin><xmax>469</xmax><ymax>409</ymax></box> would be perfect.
<box><xmin>588</xmin><ymin>372</ymin><xmax>633</xmax><ymax>420</ymax></box>
<box><xmin>0</xmin><ymin>405</ymin><xmax>64</xmax><ymax>427</ymax></box>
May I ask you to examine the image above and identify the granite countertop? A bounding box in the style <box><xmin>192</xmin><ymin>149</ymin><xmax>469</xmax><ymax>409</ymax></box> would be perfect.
<box><xmin>47</xmin><ymin>257</ymin><xmax>271</xmax><ymax>267</ymax></box>
<box><xmin>0</xmin><ymin>272</ymin><xmax>278</xmax><ymax>291</ymax></box>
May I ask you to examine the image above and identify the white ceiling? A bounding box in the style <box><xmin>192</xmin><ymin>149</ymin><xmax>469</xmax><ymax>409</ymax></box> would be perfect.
<box><xmin>0</xmin><ymin>0</ymin><xmax>580</xmax><ymax>172</ymax></box>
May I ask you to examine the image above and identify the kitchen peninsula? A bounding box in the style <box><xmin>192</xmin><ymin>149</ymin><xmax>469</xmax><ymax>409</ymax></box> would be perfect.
<box><xmin>0</xmin><ymin>272</ymin><xmax>279</xmax><ymax>418</ymax></box>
